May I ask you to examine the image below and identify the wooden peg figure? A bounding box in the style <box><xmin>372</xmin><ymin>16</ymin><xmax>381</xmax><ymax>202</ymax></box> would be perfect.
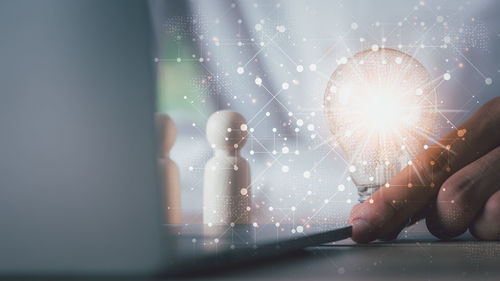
<box><xmin>203</xmin><ymin>110</ymin><xmax>251</xmax><ymax>226</ymax></box>
<box><xmin>156</xmin><ymin>113</ymin><xmax>181</xmax><ymax>224</ymax></box>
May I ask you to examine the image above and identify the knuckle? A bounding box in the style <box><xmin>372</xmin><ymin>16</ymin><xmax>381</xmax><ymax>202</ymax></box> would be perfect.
<box><xmin>471</xmin><ymin>193</ymin><xmax>500</xmax><ymax>240</ymax></box>
<box><xmin>440</xmin><ymin>174</ymin><xmax>475</xmax><ymax>208</ymax></box>
<box><xmin>484</xmin><ymin>193</ymin><xmax>500</xmax><ymax>217</ymax></box>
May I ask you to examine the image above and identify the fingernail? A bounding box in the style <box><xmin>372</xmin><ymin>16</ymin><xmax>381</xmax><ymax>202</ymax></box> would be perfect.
<box><xmin>351</xmin><ymin>219</ymin><xmax>375</xmax><ymax>243</ymax></box>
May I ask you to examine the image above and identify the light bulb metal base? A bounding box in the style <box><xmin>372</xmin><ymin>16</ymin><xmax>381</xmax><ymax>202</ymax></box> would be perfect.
<box><xmin>357</xmin><ymin>185</ymin><xmax>379</xmax><ymax>203</ymax></box>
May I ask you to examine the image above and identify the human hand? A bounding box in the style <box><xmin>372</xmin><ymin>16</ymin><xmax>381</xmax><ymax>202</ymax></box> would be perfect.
<box><xmin>349</xmin><ymin>97</ymin><xmax>500</xmax><ymax>242</ymax></box>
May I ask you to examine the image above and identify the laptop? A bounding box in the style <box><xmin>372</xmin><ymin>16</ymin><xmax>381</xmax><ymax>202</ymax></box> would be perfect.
<box><xmin>0</xmin><ymin>0</ymin><xmax>351</xmax><ymax>277</ymax></box>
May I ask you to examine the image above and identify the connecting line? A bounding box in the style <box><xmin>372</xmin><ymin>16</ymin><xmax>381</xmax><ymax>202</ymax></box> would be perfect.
<box><xmin>247</xmin><ymin>88</ymin><xmax>283</xmax><ymax>123</ymax></box>
<box><xmin>260</xmin><ymin>84</ymin><xmax>300</xmax><ymax>124</ymax></box>
<box><xmin>423</xmin><ymin>94</ymin><xmax>460</xmax><ymax>132</ymax></box>
<box><xmin>314</xmin><ymin>37</ymin><xmax>343</xmax><ymax>66</ymax></box>
<box><xmin>303</xmin><ymin>190</ymin><xmax>342</xmax><ymax>227</ymax></box>
<box><xmin>243</xmin><ymin>32</ymin><xmax>279</xmax><ymax>68</ymax></box>
<box><xmin>451</xmin><ymin>44</ymin><xmax>487</xmax><ymax>79</ymax></box>
<box><xmin>265</xmin><ymin>33</ymin><xmax>300</xmax><ymax>67</ymax></box>
<box><xmin>248</xmin><ymin>132</ymin><xmax>286</xmax><ymax>166</ymax></box>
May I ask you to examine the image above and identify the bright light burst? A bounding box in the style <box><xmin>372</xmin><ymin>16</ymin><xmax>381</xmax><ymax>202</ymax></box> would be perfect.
<box><xmin>325</xmin><ymin>48</ymin><xmax>436</xmax><ymax>201</ymax></box>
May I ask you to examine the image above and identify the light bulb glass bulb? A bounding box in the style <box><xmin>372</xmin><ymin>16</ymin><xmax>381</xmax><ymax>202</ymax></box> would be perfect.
<box><xmin>324</xmin><ymin>48</ymin><xmax>436</xmax><ymax>202</ymax></box>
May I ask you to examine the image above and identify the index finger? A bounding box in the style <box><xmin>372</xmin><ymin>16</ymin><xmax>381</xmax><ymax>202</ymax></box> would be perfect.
<box><xmin>349</xmin><ymin>97</ymin><xmax>500</xmax><ymax>243</ymax></box>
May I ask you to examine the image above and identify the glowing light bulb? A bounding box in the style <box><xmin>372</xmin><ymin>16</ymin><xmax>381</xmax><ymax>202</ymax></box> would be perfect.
<box><xmin>324</xmin><ymin>48</ymin><xmax>436</xmax><ymax>202</ymax></box>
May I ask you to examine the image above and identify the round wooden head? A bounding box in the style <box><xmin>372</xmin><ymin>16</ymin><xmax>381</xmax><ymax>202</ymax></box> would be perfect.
<box><xmin>206</xmin><ymin>110</ymin><xmax>248</xmax><ymax>151</ymax></box>
<box><xmin>156</xmin><ymin>113</ymin><xmax>176</xmax><ymax>157</ymax></box>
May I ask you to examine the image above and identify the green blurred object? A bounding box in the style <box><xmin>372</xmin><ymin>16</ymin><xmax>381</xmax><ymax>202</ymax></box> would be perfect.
<box><xmin>156</xmin><ymin>36</ymin><xmax>211</xmax><ymax>122</ymax></box>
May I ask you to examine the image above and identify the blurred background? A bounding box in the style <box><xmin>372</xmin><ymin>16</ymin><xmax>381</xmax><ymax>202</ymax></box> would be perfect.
<box><xmin>149</xmin><ymin>0</ymin><xmax>500</xmax><ymax>228</ymax></box>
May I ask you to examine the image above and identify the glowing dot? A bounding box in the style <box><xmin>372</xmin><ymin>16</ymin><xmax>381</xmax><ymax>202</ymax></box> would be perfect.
<box><xmin>192</xmin><ymin>238</ymin><xmax>197</xmax><ymax>243</ymax></box>
<box><xmin>237</xmin><ymin>67</ymin><xmax>244</xmax><ymax>74</ymax></box>
<box><xmin>176</xmin><ymin>57</ymin><xmax>181</xmax><ymax>62</ymax></box>
<box><xmin>309</xmin><ymin>64</ymin><xmax>317</xmax><ymax>71</ymax></box>
<box><xmin>268</xmin><ymin>206</ymin><xmax>274</xmax><ymax>211</ymax></box>
<box><xmin>369</xmin><ymin>199</ymin><xmax>374</xmax><ymax>204</ymax></box>
<box><xmin>266</xmin><ymin>112</ymin><xmax>271</xmax><ymax>117</ymax></box>
<box><xmin>338</xmin><ymin>267</ymin><xmax>345</xmax><ymax>274</ymax></box>
<box><xmin>249</xmin><ymin>150</ymin><xmax>255</xmax><ymax>155</ymax></box>
<box><xmin>345</xmin><ymin>130</ymin><xmax>352</xmax><ymax>137</ymax></box>
<box><xmin>351</xmin><ymin>22</ymin><xmax>358</xmax><ymax>30</ymax></box>
<box><xmin>199</xmin><ymin>57</ymin><xmax>204</xmax><ymax>62</ymax></box>
<box><xmin>346</xmin><ymin>199</ymin><xmax>352</xmax><ymax>204</ymax></box>
<box><xmin>255</xmin><ymin>77</ymin><xmax>263</xmax><ymax>85</ymax></box>
<box><xmin>369</xmin><ymin>176</ymin><xmax>374</xmax><ymax>181</ymax></box>
<box><xmin>253</xmin><ymin>222</ymin><xmax>258</xmax><ymax>227</ymax></box>
<box><xmin>385</xmin><ymin>183</ymin><xmax>390</xmax><ymax>188</ymax></box>
<box><xmin>296</xmin><ymin>226</ymin><xmax>304</xmax><ymax>233</ymax></box>
<box><xmin>415</xmin><ymin>88</ymin><xmax>423</xmax><ymax>95</ymax></box>
<box><xmin>282</xmin><ymin>82</ymin><xmax>289</xmax><ymax>90</ymax></box>
<box><xmin>395</xmin><ymin>57</ymin><xmax>403</xmax><ymax>64</ymax></box>
<box><xmin>291</xmin><ymin>206</ymin><xmax>296</xmax><ymax>211</ymax></box>
<box><xmin>303</xmin><ymin>171</ymin><xmax>311</xmax><ymax>178</ymax></box>
<box><xmin>281</xmin><ymin>165</ymin><xmax>289</xmax><ymax>173</ymax></box>
<box><xmin>240</xmin><ymin>124</ymin><xmax>248</xmax><ymax>131</ymax></box>
<box><xmin>296</xmin><ymin>119</ymin><xmax>304</xmax><ymax>126</ymax></box>
<box><xmin>339</xmin><ymin>57</ymin><xmax>348</xmax><ymax>64</ymax></box>
<box><xmin>240</xmin><ymin>188</ymin><xmax>248</xmax><ymax>195</ymax></box>
<box><xmin>275</xmin><ymin>222</ymin><xmax>280</xmax><ymax>227</ymax></box>
<box><xmin>230</xmin><ymin>222</ymin><xmax>235</xmax><ymax>227</ymax></box>
<box><xmin>324</xmin><ymin>199</ymin><xmax>329</xmax><ymax>204</ymax></box>
<box><xmin>272</xmin><ymin>127</ymin><xmax>277</xmax><ymax>133</ymax></box>
<box><xmin>246</xmin><ymin>206</ymin><xmax>251</xmax><ymax>211</ymax></box>
<box><xmin>408</xmin><ymin>183</ymin><xmax>413</xmax><ymax>188</ymax></box>
<box><xmin>307</xmin><ymin>124</ymin><xmax>315</xmax><ymax>131</ymax></box>
<box><xmin>282</xmin><ymin>147</ymin><xmax>289</xmax><ymax>154</ymax></box>
<box><xmin>424</xmin><ymin>144</ymin><xmax>429</xmax><ymax>149</ymax></box>
<box><xmin>254</xmin><ymin>23</ymin><xmax>263</xmax><ymax>31</ymax></box>
<box><xmin>371</xmin><ymin>44</ymin><xmax>380</xmax><ymax>52</ymax></box>
<box><xmin>443</xmin><ymin>73</ymin><xmax>451</xmax><ymax>80</ymax></box>
<box><xmin>227</xmin><ymin>128</ymin><xmax>232</xmax><ymax>132</ymax></box>
<box><xmin>250</xmin><ymin>128</ymin><xmax>255</xmax><ymax>132</ymax></box>
<box><xmin>188</xmin><ymin>166</ymin><xmax>194</xmax><ymax>171</ymax></box>
<box><xmin>233</xmin><ymin>164</ymin><xmax>239</xmax><ymax>171</ymax></box>
<box><xmin>444</xmin><ymin>36</ymin><xmax>451</xmax><ymax>43</ymax></box>
<box><xmin>485</xmin><ymin>77</ymin><xmax>493</xmax><ymax>85</ymax></box>
<box><xmin>338</xmin><ymin>184</ymin><xmax>345</xmax><ymax>191</ymax></box>
<box><xmin>349</xmin><ymin>165</ymin><xmax>356</xmax><ymax>173</ymax></box>
<box><xmin>436</xmin><ymin>16</ymin><xmax>444</xmax><ymax>23</ymax></box>
<box><xmin>296</xmin><ymin>65</ymin><xmax>304</xmax><ymax>72</ymax></box>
